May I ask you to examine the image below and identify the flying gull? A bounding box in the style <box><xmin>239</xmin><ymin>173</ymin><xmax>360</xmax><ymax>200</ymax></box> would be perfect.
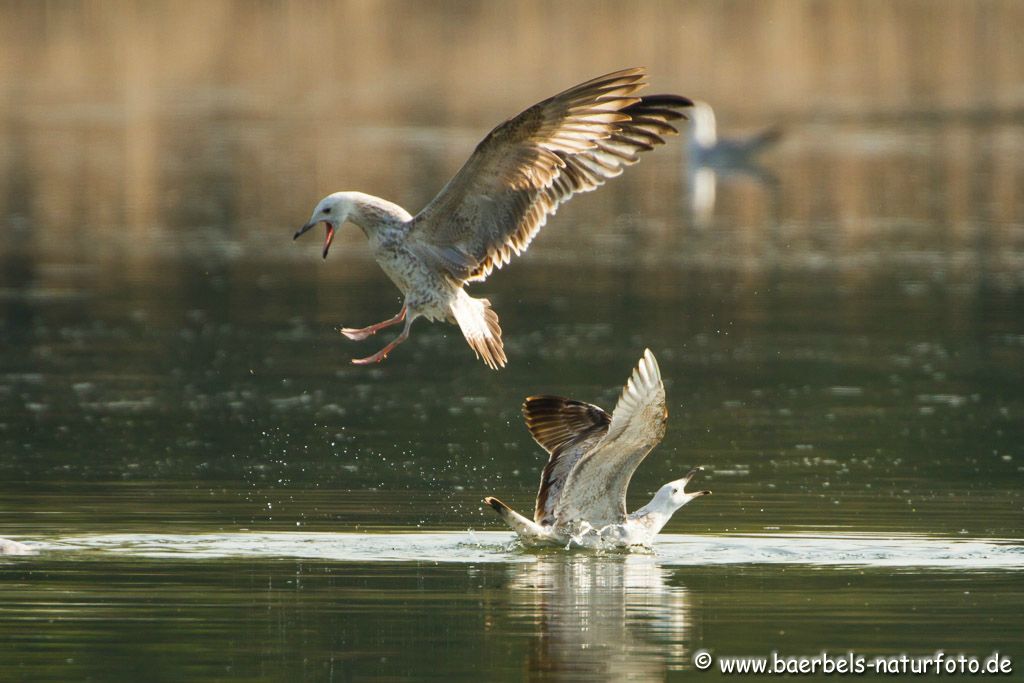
<box><xmin>484</xmin><ymin>349</ymin><xmax>710</xmax><ymax>548</ymax></box>
<box><xmin>296</xmin><ymin>68</ymin><xmax>692</xmax><ymax>368</ymax></box>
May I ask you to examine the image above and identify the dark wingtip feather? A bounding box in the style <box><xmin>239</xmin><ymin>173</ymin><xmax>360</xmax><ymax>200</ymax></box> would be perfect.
<box><xmin>752</xmin><ymin>126</ymin><xmax>784</xmax><ymax>148</ymax></box>
<box><xmin>484</xmin><ymin>496</ymin><xmax>510</xmax><ymax>516</ymax></box>
<box><xmin>522</xmin><ymin>396</ymin><xmax>611</xmax><ymax>456</ymax></box>
<box><xmin>640</xmin><ymin>94</ymin><xmax>694</xmax><ymax>108</ymax></box>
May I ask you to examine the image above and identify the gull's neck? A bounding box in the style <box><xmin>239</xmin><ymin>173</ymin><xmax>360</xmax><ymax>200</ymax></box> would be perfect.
<box><xmin>628</xmin><ymin>495</ymin><xmax>675</xmax><ymax>538</ymax></box>
<box><xmin>342</xmin><ymin>192</ymin><xmax>412</xmax><ymax>236</ymax></box>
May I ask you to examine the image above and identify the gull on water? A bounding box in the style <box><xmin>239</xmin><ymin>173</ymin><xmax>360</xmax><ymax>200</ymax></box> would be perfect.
<box><xmin>295</xmin><ymin>68</ymin><xmax>692</xmax><ymax>368</ymax></box>
<box><xmin>484</xmin><ymin>349</ymin><xmax>710</xmax><ymax>548</ymax></box>
<box><xmin>684</xmin><ymin>100</ymin><xmax>782</xmax><ymax>226</ymax></box>
<box><xmin>687</xmin><ymin>99</ymin><xmax>781</xmax><ymax>169</ymax></box>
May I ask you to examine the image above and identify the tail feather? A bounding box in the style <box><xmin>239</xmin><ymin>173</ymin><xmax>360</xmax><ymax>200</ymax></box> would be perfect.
<box><xmin>484</xmin><ymin>496</ymin><xmax>524</xmax><ymax>530</ymax></box>
<box><xmin>484</xmin><ymin>496</ymin><xmax>512</xmax><ymax>518</ymax></box>
<box><xmin>451</xmin><ymin>293</ymin><xmax>506</xmax><ymax>369</ymax></box>
<box><xmin>483</xmin><ymin>496</ymin><xmax>550</xmax><ymax>543</ymax></box>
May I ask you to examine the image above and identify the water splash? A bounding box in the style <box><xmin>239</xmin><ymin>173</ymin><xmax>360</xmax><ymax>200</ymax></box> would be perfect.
<box><xmin>18</xmin><ymin>531</ymin><xmax>1024</xmax><ymax>570</ymax></box>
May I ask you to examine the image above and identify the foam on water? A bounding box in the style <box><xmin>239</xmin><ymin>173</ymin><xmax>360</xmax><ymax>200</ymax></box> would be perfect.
<box><xmin>21</xmin><ymin>531</ymin><xmax>1024</xmax><ymax>569</ymax></box>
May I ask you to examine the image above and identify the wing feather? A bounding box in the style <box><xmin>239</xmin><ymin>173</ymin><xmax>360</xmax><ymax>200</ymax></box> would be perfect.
<box><xmin>522</xmin><ymin>396</ymin><xmax>611</xmax><ymax>525</ymax></box>
<box><xmin>553</xmin><ymin>349</ymin><xmax>668</xmax><ymax>527</ymax></box>
<box><xmin>408</xmin><ymin>68</ymin><xmax>692</xmax><ymax>282</ymax></box>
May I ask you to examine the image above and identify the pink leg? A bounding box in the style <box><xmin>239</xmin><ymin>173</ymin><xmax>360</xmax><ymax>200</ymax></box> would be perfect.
<box><xmin>341</xmin><ymin>306</ymin><xmax>407</xmax><ymax>341</ymax></box>
<box><xmin>351</xmin><ymin>316</ymin><xmax>413</xmax><ymax>365</ymax></box>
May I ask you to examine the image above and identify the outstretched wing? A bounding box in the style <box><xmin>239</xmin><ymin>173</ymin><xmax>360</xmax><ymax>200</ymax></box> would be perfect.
<box><xmin>408</xmin><ymin>68</ymin><xmax>692</xmax><ymax>282</ymax></box>
<box><xmin>522</xmin><ymin>395</ymin><xmax>611</xmax><ymax>525</ymax></box>
<box><xmin>554</xmin><ymin>349</ymin><xmax>667</xmax><ymax>527</ymax></box>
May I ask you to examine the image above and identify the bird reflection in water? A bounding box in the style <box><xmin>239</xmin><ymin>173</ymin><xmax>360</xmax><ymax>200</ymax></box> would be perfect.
<box><xmin>500</xmin><ymin>553</ymin><xmax>694</xmax><ymax>680</ymax></box>
<box><xmin>685</xmin><ymin>100</ymin><xmax>782</xmax><ymax>227</ymax></box>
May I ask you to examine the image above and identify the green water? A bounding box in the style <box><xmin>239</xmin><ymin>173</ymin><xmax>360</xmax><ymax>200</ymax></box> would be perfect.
<box><xmin>2</xmin><ymin>1</ymin><xmax>1024</xmax><ymax>680</ymax></box>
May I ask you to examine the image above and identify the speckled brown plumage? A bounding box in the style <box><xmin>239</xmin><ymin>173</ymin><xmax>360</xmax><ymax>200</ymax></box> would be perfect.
<box><xmin>522</xmin><ymin>396</ymin><xmax>611</xmax><ymax>525</ymax></box>
<box><xmin>297</xmin><ymin>68</ymin><xmax>691</xmax><ymax>368</ymax></box>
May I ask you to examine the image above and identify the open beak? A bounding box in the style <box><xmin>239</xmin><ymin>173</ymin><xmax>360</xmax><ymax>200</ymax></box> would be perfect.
<box><xmin>321</xmin><ymin>223</ymin><xmax>335</xmax><ymax>259</ymax></box>
<box><xmin>683</xmin><ymin>466</ymin><xmax>704</xmax><ymax>484</ymax></box>
<box><xmin>682</xmin><ymin>467</ymin><xmax>711</xmax><ymax>497</ymax></box>
<box><xmin>294</xmin><ymin>221</ymin><xmax>336</xmax><ymax>260</ymax></box>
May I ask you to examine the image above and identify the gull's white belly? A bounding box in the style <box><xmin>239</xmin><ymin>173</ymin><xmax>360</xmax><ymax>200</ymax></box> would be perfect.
<box><xmin>373</xmin><ymin>241</ymin><xmax>457</xmax><ymax>322</ymax></box>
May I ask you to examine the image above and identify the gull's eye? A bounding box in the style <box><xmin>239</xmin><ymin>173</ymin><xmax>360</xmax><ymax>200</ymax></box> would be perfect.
<box><xmin>323</xmin><ymin>207</ymin><xmax>332</xmax><ymax>214</ymax></box>
<box><xmin>672</xmin><ymin>488</ymin><xmax>679</xmax><ymax>495</ymax></box>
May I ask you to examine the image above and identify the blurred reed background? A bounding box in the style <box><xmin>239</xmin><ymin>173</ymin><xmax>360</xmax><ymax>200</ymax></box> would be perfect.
<box><xmin>2</xmin><ymin>0</ymin><xmax>1022</xmax><ymax>256</ymax></box>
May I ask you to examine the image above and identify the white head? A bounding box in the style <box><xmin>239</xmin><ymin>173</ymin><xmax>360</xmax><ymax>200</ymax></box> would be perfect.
<box><xmin>690</xmin><ymin>100</ymin><xmax>718</xmax><ymax>148</ymax></box>
<box><xmin>294</xmin><ymin>192</ymin><xmax>354</xmax><ymax>259</ymax></box>
<box><xmin>648</xmin><ymin>466</ymin><xmax>712</xmax><ymax>516</ymax></box>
